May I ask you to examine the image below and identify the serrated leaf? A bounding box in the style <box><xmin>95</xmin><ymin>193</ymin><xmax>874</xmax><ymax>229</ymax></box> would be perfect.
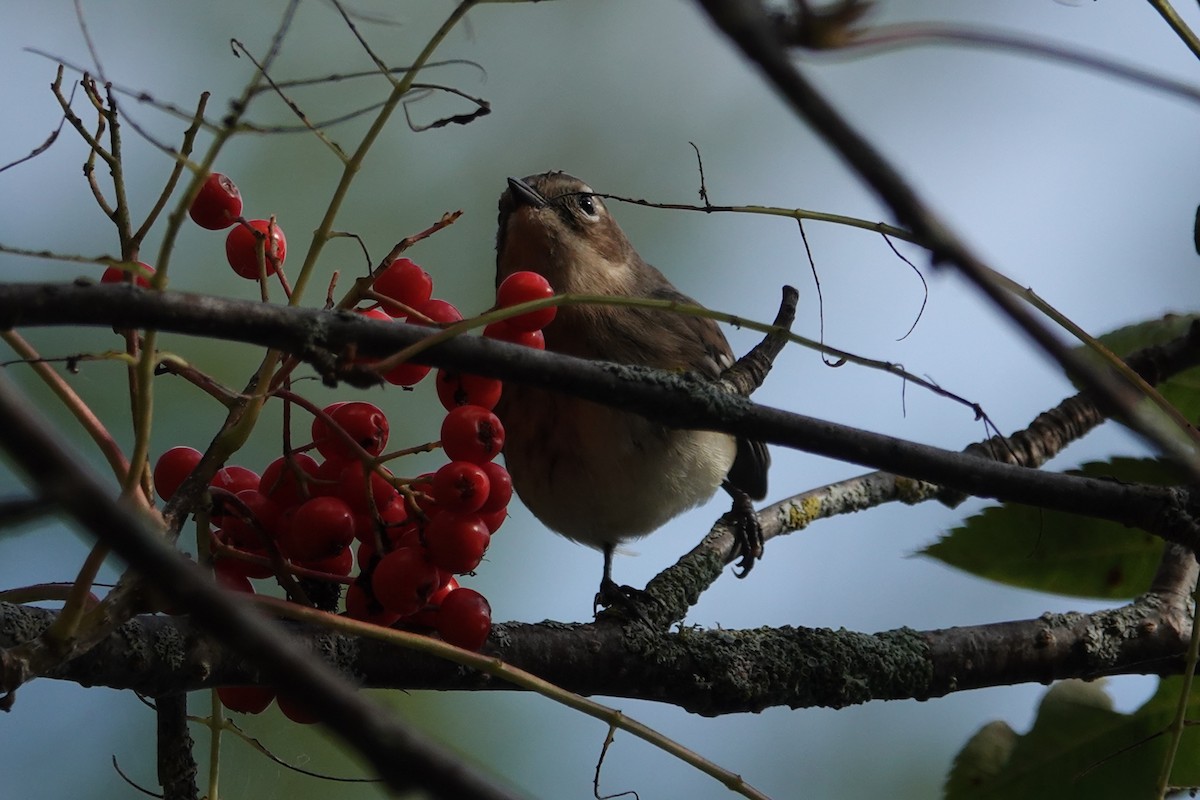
<box><xmin>922</xmin><ymin>458</ymin><xmax>1181</xmax><ymax>599</ymax></box>
<box><xmin>944</xmin><ymin>678</ymin><xmax>1200</xmax><ymax>800</ymax></box>
<box><xmin>1077</xmin><ymin>314</ymin><xmax>1200</xmax><ymax>421</ymax></box>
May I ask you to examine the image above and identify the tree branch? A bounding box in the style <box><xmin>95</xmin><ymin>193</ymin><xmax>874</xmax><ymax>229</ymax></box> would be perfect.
<box><xmin>1</xmin><ymin>282</ymin><xmax>1196</xmax><ymax>549</ymax></box>
<box><xmin>2</xmin><ymin>574</ymin><xmax>1189</xmax><ymax>715</ymax></box>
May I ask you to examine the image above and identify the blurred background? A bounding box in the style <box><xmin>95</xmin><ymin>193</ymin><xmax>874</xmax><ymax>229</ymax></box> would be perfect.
<box><xmin>2</xmin><ymin>1</ymin><xmax>1198</xmax><ymax>797</ymax></box>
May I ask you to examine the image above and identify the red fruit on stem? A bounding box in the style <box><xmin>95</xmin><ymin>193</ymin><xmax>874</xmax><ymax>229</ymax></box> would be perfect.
<box><xmin>214</xmin><ymin>564</ymin><xmax>255</xmax><ymax>595</ymax></box>
<box><xmin>431</xmin><ymin>461</ymin><xmax>490</xmax><ymax>514</ymax></box>
<box><xmin>374</xmin><ymin>258</ymin><xmax>433</xmax><ymax>313</ymax></box>
<box><xmin>189</xmin><ymin>173</ymin><xmax>243</xmax><ymax>230</ymax></box>
<box><xmin>276</xmin><ymin>693</ymin><xmax>319</xmax><ymax>725</ymax></box>
<box><xmin>218</xmin><ymin>685</ymin><xmax>275</xmax><ymax>714</ymax></box>
<box><xmin>407</xmin><ymin>575</ymin><xmax>459</xmax><ymax>628</ymax></box>
<box><xmin>344</xmin><ymin>581</ymin><xmax>401</xmax><ymax>627</ymax></box>
<box><xmin>371</xmin><ymin>546</ymin><xmax>442</xmax><ymax>616</ymax></box>
<box><xmin>225</xmin><ymin>219</ymin><xmax>286</xmax><ymax>280</ymax></box>
<box><xmin>259</xmin><ymin>453</ymin><xmax>320</xmax><ymax>508</ymax></box>
<box><xmin>353</xmin><ymin>495</ymin><xmax>409</xmax><ymax>544</ymax></box>
<box><xmin>425</xmin><ymin>511</ymin><xmax>490</xmax><ymax>574</ymax></box>
<box><xmin>441</xmin><ymin>405</ymin><xmax>505</xmax><ymax>465</ymax></box>
<box><xmin>281</xmin><ymin>496</ymin><xmax>355</xmax><ymax>561</ymax></box>
<box><xmin>413</xmin><ymin>298</ymin><xmax>463</xmax><ymax>325</ymax></box>
<box><xmin>302</xmin><ymin>546</ymin><xmax>354</xmax><ymax>578</ymax></box>
<box><xmin>496</xmin><ymin>270</ymin><xmax>556</xmax><ymax>332</ymax></box>
<box><xmin>101</xmin><ymin>262</ymin><xmax>155</xmax><ymax>289</ymax></box>
<box><xmin>210</xmin><ymin>465</ymin><xmax>261</xmax><ymax>495</ymax></box>
<box><xmin>384</xmin><ymin>360</ymin><xmax>432</xmax><ymax>387</ymax></box>
<box><xmin>483</xmin><ymin>320</ymin><xmax>545</xmax><ymax>350</ymax></box>
<box><xmin>436</xmin><ymin>587</ymin><xmax>492</xmax><ymax>651</ymax></box>
<box><xmin>312</xmin><ymin>401</ymin><xmax>389</xmax><ymax>462</ymax></box>
<box><xmin>435</xmin><ymin>370</ymin><xmax>503</xmax><ymax>411</ymax></box>
<box><xmin>334</xmin><ymin>461</ymin><xmax>399</xmax><ymax>514</ymax></box>
<box><xmin>221</xmin><ymin>489</ymin><xmax>281</xmax><ymax>550</ymax></box>
<box><xmin>478</xmin><ymin>508</ymin><xmax>507</xmax><ymax>533</ymax></box>
<box><xmin>356</xmin><ymin>306</ymin><xmax>391</xmax><ymax>322</ymax></box>
<box><xmin>478</xmin><ymin>462</ymin><xmax>513</xmax><ymax>514</ymax></box>
<box><xmin>153</xmin><ymin>446</ymin><xmax>202</xmax><ymax>501</ymax></box>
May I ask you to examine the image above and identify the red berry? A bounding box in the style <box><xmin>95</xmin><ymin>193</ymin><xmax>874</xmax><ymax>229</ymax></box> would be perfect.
<box><xmin>189</xmin><ymin>173</ymin><xmax>243</xmax><ymax>230</ymax></box>
<box><xmin>312</xmin><ymin>401</ymin><xmax>389</xmax><ymax>462</ymax></box>
<box><xmin>333</xmin><ymin>461</ymin><xmax>399</xmax><ymax>514</ymax></box>
<box><xmin>281</xmin><ymin>496</ymin><xmax>355</xmax><ymax>561</ymax></box>
<box><xmin>259</xmin><ymin>453</ymin><xmax>320</xmax><ymax>508</ymax></box>
<box><xmin>353</xmin><ymin>496</ymin><xmax>409</xmax><ymax>544</ymax></box>
<box><xmin>221</xmin><ymin>489</ymin><xmax>281</xmax><ymax>550</ymax></box>
<box><xmin>218</xmin><ymin>685</ymin><xmax>275</xmax><ymax>714</ymax></box>
<box><xmin>435</xmin><ymin>370</ymin><xmax>502</xmax><ymax>411</ymax></box>
<box><xmin>154</xmin><ymin>446</ymin><xmax>202</xmax><ymax>501</ymax></box>
<box><xmin>436</xmin><ymin>587</ymin><xmax>492</xmax><ymax>651</ymax></box>
<box><xmin>425</xmin><ymin>511</ymin><xmax>490</xmax><ymax>574</ymax></box>
<box><xmin>441</xmin><ymin>405</ymin><xmax>505</xmax><ymax>464</ymax></box>
<box><xmin>478</xmin><ymin>508</ymin><xmax>507</xmax><ymax>533</ymax></box>
<box><xmin>276</xmin><ymin>693</ymin><xmax>319</xmax><ymax>725</ymax></box>
<box><xmin>384</xmin><ymin>360</ymin><xmax>432</xmax><ymax>387</ymax></box>
<box><xmin>225</xmin><ymin>219</ymin><xmax>286</xmax><ymax>280</ymax></box>
<box><xmin>484</xmin><ymin>320</ymin><xmax>545</xmax><ymax>350</ymax></box>
<box><xmin>374</xmin><ymin>258</ymin><xmax>433</xmax><ymax>313</ymax></box>
<box><xmin>357</xmin><ymin>306</ymin><xmax>391</xmax><ymax>322</ymax></box>
<box><xmin>214</xmin><ymin>562</ymin><xmax>256</xmax><ymax>594</ymax></box>
<box><xmin>302</xmin><ymin>546</ymin><xmax>354</xmax><ymax>577</ymax></box>
<box><xmin>211</xmin><ymin>465</ymin><xmax>261</xmax><ymax>494</ymax></box>
<box><xmin>101</xmin><ymin>262</ymin><xmax>155</xmax><ymax>289</ymax></box>
<box><xmin>478</xmin><ymin>462</ymin><xmax>513</xmax><ymax>514</ymax></box>
<box><xmin>413</xmin><ymin>298</ymin><xmax>463</xmax><ymax>325</ymax></box>
<box><xmin>497</xmin><ymin>270</ymin><xmax>556</xmax><ymax>332</ymax></box>
<box><xmin>431</xmin><ymin>461</ymin><xmax>490</xmax><ymax>514</ymax></box>
<box><xmin>344</xmin><ymin>581</ymin><xmax>401</xmax><ymax>627</ymax></box>
<box><xmin>407</xmin><ymin>575</ymin><xmax>459</xmax><ymax>628</ymax></box>
<box><xmin>371</xmin><ymin>546</ymin><xmax>442</xmax><ymax>616</ymax></box>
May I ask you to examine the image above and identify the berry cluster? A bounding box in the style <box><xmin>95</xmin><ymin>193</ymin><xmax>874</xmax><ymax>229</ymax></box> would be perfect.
<box><xmin>149</xmin><ymin>173</ymin><xmax>559</xmax><ymax>723</ymax></box>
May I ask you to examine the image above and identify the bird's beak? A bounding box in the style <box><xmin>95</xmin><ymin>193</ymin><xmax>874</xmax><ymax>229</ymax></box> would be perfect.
<box><xmin>507</xmin><ymin>177</ymin><xmax>547</xmax><ymax>209</ymax></box>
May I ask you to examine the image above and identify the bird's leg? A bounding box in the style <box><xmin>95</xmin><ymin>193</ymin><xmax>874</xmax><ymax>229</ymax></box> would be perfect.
<box><xmin>594</xmin><ymin>542</ymin><xmax>655</xmax><ymax>621</ymax></box>
<box><xmin>722</xmin><ymin>479</ymin><xmax>764</xmax><ymax>578</ymax></box>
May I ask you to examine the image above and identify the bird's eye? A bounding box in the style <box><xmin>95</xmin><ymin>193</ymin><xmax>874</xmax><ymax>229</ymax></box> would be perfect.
<box><xmin>576</xmin><ymin>195</ymin><xmax>600</xmax><ymax>219</ymax></box>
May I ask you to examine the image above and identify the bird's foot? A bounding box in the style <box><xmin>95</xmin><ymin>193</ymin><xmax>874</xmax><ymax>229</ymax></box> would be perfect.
<box><xmin>723</xmin><ymin>481</ymin><xmax>764</xmax><ymax>578</ymax></box>
<box><xmin>594</xmin><ymin>577</ymin><xmax>657</xmax><ymax>623</ymax></box>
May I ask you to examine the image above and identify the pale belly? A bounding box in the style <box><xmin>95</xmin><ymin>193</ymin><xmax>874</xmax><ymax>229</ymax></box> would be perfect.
<box><xmin>498</xmin><ymin>387</ymin><xmax>737</xmax><ymax>549</ymax></box>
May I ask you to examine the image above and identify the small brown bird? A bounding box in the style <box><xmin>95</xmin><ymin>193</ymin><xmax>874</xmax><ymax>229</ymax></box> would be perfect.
<box><xmin>494</xmin><ymin>171</ymin><xmax>769</xmax><ymax>609</ymax></box>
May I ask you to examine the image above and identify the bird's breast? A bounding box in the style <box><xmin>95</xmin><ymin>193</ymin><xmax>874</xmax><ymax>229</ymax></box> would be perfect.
<box><xmin>497</xmin><ymin>385</ymin><xmax>736</xmax><ymax>549</ymax></box>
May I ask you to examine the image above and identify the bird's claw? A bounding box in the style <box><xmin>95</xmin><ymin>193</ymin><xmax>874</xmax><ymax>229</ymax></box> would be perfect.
<box><xmin>594</xmin><ymin>577</ymin><xmax>657</xmax><ymax>623</ymax></box>
<box><xmin>724</xmin><ymin>484</ymin><xmax>764</xmax><ymax>578</ymax></box>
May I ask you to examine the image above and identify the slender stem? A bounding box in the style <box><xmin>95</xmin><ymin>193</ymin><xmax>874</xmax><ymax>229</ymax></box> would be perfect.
<box><xmin>1156</xmin><ymin>573</ymin><xmax>1200</xmax><ymax>796</ymax></box>
<box><xmin>43</xmin><ymin>542</ymin><xmax>111</xmax><ymax>645</ymax></box>
<box><xmin>262</xmin><ymin>598</ymin><xmax>774</xmax><ymax>800</ymax></box>
<box><xmin>0</xmin><ymin>330</ymin><xmax>136</xmax><ymax>490</ymax></box>
<box><xmin>1148</xmin><ymin>0</ymin><xmax>1200</xmax><ymax>62</ymax></box>
<box><xmin>287</xmin><ymin>1</ymin><xmax>479</xmax><ymax>305</ymax></box>
<box><xmin>207</xmin><ymin>689</ymin><xmax>222</xmax><ymax>800</ymax></box>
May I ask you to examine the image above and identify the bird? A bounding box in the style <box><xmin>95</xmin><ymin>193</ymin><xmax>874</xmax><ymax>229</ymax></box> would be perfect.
<box><xmin>493</xmin><ymin>171</ymin><xmax>769</xmax><ymax>612</ymax></box>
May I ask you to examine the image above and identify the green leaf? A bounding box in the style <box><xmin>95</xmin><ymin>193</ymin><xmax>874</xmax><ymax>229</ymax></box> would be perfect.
<box><xmin>945</xmin><ymin>678</ymin><xmax>1200</xmax><ymax>800</ymax></box>
<box><xmin>1079</xmin><ymin>314</ymin><xmax>1200</xmax><ymax>421</ymax></box>
<box><xmin>922</xmin><ymin>458</ymin><xmax>1181</xmax><ymax>599</ymax></box>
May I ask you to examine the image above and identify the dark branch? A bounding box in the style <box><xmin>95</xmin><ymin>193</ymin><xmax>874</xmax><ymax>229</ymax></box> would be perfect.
<box><xmin>1</xmin><ymin>574</ymin><xmax>1190</xmax><ymax>715</ymax></box>
<box><xmin>0</xmin><ymin>282</ymin><xmax>1196</xmax><ymax>548</ymax></box>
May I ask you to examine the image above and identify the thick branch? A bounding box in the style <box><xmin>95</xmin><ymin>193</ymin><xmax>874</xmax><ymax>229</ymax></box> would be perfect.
<box><xmin>0</xmin><ymin>282</ymin><xmax>1196</xmax><ymax>547</ymax></box>
<box><xmin>2</xmin><ymin>576</ymin><xmax>1190</xmax><ymax>715</ymax></box>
